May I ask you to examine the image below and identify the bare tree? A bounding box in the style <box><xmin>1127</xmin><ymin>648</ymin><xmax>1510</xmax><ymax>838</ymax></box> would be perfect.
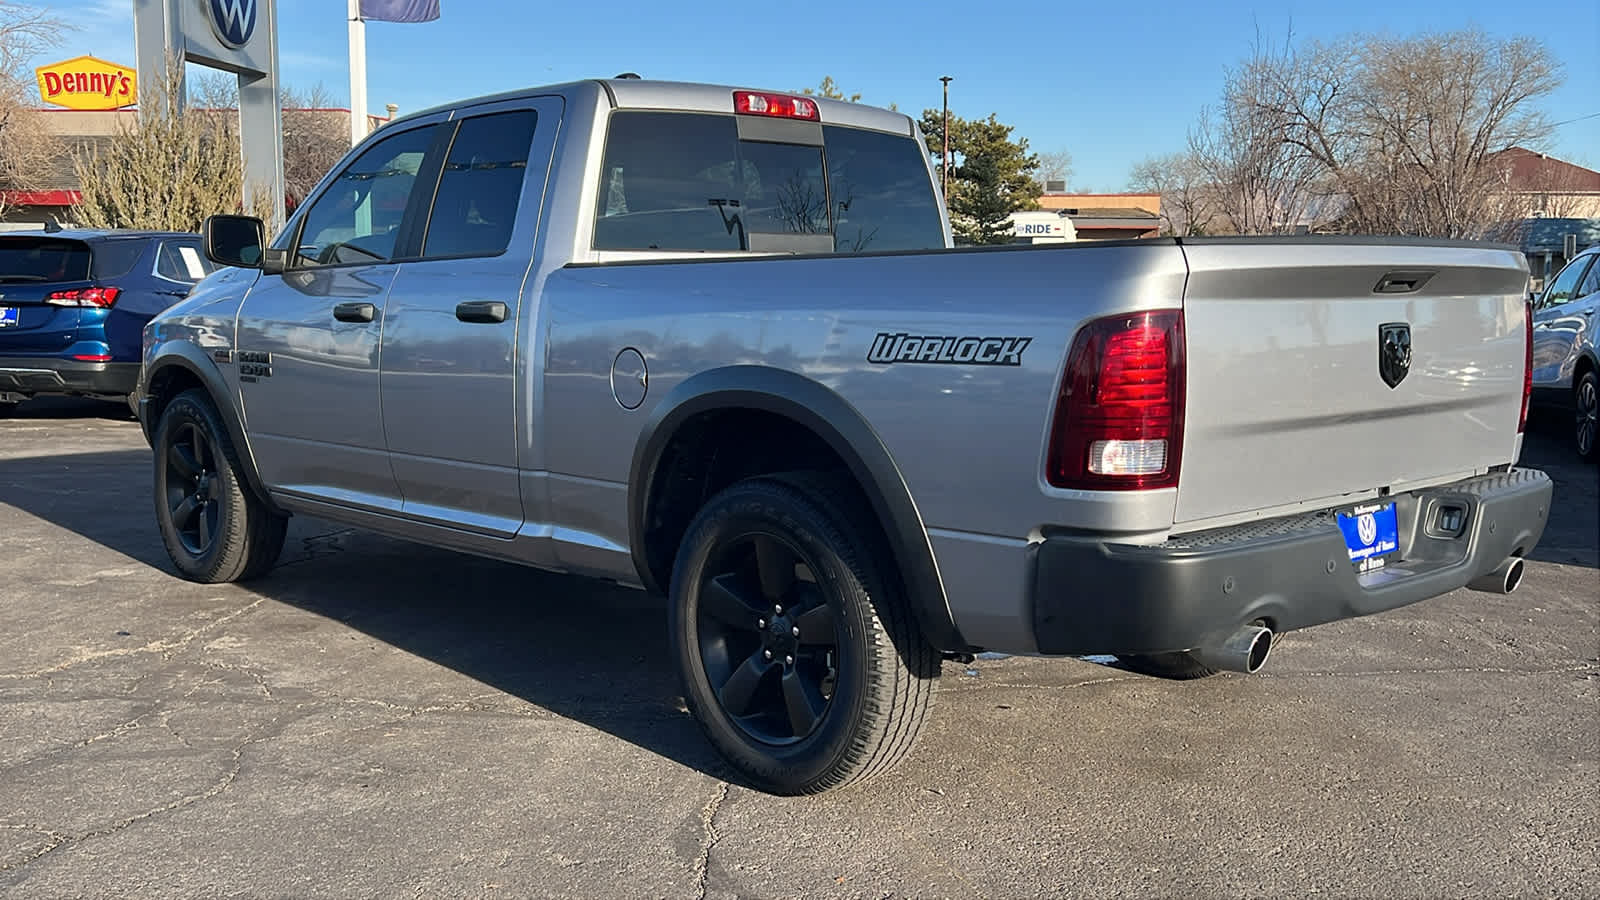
<box><xmin>1036</xmin><ymin>149</ymin><xmax>1074</xmax><ymax>190</ymax></box>
<box><xmin>1244</xmin><ymin>28</ymin><xmax>1563</xmax><ymax>238</ymax></box>
<box><xmin>1187</xmin><ymin>30</ymin><xmax>1334</xmax><ymax>235</ymax></box>
<box><xmin>0</xmin><ymin>2</ymin><xmax>70</xmax><ymax>219</ymax></box>
<box><xmin>280</xmin><ymin>83</ymin><xmax>351</xmax><ymax>209</ymax></box>
<box><xmin>186</xmin><ymin>73</ymin><xmax>354</xmax><ymax>212</ymax></box>
<box><xmin>70</xmin><ymin>58</ymin><xmax>273</xmax><ymax>231</ymax></box>
<box><xmin>1128</xmin><ymin>151</ymin><xmax>1219</xmax><ymax>235</ymax></box>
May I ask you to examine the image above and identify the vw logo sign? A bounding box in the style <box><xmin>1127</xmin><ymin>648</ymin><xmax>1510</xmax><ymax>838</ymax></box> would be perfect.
<box><xmin>1357</xmin><ymin>512</ymin><xmax>1378</xmax><ymax>546</ymax></box>
<box><xmin>208</xmin><ymin>0</ymin><xmax>257</xmax><ymax>49</ymax></box>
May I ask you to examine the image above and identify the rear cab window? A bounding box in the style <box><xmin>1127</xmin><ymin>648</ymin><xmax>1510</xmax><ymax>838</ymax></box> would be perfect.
<box><xmin>0</xmin><ymin>237</ymin><xmax>92</xmax><ymax>284</ymax></box>
<box><xmin>593</xmin><ymin>111</ymin><xmax>944</xmax><ymax>255</ymax></box>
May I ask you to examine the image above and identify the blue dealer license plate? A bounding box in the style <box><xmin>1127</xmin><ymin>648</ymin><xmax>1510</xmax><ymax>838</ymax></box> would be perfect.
<box><xmin>0</xmin><ymin>307</ymin><xmax>17</xmax><ymax>328</ymax></box>
<box><xmin>1337</xmin><ymin>502</ymin><xmax>1399</xmax><ymax>572</ymax></box>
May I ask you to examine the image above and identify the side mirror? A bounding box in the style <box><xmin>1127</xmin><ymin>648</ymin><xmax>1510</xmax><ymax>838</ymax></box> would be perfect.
<box><xmin>202</xmin><ymin>215</ymin><xmax>273</xmax><ymax>272</ymax></box>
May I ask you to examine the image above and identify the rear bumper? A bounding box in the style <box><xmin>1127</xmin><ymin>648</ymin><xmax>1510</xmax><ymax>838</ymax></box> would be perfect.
<box><xmin>1030</xmin><ymin>468</ymin><xmax>1553</xmax><ymax>655</ymax></box>
<box><xmin>0</xmin><ymin>357</ymin><xmax>140</xmax><ymax>399</ymax></box>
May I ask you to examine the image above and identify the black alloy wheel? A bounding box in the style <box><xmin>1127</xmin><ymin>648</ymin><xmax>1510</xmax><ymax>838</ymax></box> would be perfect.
<box><xmin>153</xmin><ymin>388</ymin><xmax>288</xmax><ymax>584</ymax></box>
<box><xmin>1575</xmin><ymin>370</ymin><xmax>1598</xmax><ymax>462</ymax></box>
<box><xmin>669</xmin><ymin>471</ymin><xmax>938</xmax><ymax>795</ymax></box>
<box><xmin>163</xmin><ymin>421</ymin><xmax>223</xmax><ymax>556</ymax></box>
<box><xmin>695</xmin><ymin>531</ymin><xmax>839</xmax><ymax>745</ymax></box>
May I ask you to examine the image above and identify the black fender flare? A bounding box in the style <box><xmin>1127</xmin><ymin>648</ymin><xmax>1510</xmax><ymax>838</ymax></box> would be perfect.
<box><xmin>139</xmin><ymin>343</ymin><xmax>286</xmax><ymax>518</ymax></box>
<box><xmin>627</xmin><ymin>365</ymin><xmax>969</xmax><ymax>652</ymax></box>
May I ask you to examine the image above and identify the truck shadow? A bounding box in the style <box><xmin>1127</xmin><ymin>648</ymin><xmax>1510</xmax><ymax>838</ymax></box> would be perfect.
<box><xmin>0</xmin><ymin>424</ymin><xmax>1592</xmax><ymax>783</ymax></box>
<box><xmin>0</xmin><ymin>446</ymin><xmax>734</xmax><ymax>783</ymax></box>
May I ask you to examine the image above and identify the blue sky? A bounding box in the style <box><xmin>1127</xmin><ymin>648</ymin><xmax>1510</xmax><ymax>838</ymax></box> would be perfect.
<box><xmin>39</xmin><ymin>0</ymin><xmax>1600</xmax><ymax>190</ymax></box>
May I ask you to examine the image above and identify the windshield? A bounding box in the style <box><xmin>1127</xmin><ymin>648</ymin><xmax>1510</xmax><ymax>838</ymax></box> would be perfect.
<box><xmin>0</xmin><ymin>237</ymin><xmax>92</xmax><ymax>283</ymax></box>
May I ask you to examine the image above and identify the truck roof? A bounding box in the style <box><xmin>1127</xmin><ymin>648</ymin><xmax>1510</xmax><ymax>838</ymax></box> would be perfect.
<box><xmin>388</xmin><ymin>77</ymin><xmax>917</xmax><ymax>138</ymax></box>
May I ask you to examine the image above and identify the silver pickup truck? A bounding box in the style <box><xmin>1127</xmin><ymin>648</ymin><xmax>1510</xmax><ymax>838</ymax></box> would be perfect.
<box><xmin>136</xmin><ymin>77</ymin><xmax>1553</xmax><ymax>794</ymax></box>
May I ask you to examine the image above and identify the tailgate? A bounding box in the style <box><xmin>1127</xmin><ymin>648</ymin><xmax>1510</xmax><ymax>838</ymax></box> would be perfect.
<box><xmin>1175</xmin><ymin>239</ymin><xmax>1529</xmax><ymax>526</ymax></box>
<box><xmin>0</xmin><ymin>236</ymin><xmax>92</xmax><ymax>355</ymax></box>
<box><xmin>0</xmin><ymin>283</ymin><xmax>86</xmax><ymax>354</ymax></box>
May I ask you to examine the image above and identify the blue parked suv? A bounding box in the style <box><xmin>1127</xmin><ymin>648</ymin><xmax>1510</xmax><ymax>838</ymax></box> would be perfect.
<box><xmin>0</xmin><ymin>228</ymin><xmax>215</xmax><ymax>414</ymax></box>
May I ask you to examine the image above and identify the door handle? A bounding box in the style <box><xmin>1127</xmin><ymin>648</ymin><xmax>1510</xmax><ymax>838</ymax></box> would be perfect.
<box><xmin>333</xmin><ymin>301</ymin><xmax>376</xmax><ymax>323</ymax></box>
<box><xmin>456</xmin><ymin>300</ymin><xmax>507</xmax><ymax>324</ymax></box>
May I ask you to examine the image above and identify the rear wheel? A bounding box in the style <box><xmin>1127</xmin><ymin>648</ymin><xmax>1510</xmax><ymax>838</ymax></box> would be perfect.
<box><xmin>1575</xmin><ymin>369</ymin><xmax>1598</xmax><ymax>462</ymax></box>
<box><xmin>668</xmin><ymin>472</ymin><xmax>938</xmax><ymax>795</ymax></box>
<box><xmin>153</xmin><ymin>388</ymin><xmax>287</xmax><ymax>583</ymax></box>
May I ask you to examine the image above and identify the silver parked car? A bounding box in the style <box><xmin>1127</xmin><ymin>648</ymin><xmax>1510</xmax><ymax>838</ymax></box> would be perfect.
<box><xmin>1531</xmin><ymin>243</ymin><xmax>1600</xmax><ymax>461</ymax></box>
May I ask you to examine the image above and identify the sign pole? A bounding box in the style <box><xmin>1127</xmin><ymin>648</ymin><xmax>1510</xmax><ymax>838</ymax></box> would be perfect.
<box><xmin>348</xmin><ymin>0</ymin><xmax>367</xmax><ymax>147</ymax></box>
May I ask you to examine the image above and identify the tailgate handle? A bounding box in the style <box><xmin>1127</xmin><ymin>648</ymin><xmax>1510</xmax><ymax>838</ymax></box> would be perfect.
<box><xmin>1373</xmin><ymin>270</ymin><xmax>1436</xmax><ymax>294</ymax></box>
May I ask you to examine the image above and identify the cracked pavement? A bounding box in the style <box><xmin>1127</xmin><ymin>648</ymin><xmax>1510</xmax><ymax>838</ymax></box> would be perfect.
<box><xmin>1</xmin><ymin>399</ymin><xmax>1596</xmax><ymax>898</ymax></box>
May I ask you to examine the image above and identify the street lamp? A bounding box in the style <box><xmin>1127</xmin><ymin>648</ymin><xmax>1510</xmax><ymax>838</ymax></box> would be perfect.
<box><xmin>939</xmin><ymin>76</ymin><xmax>953</xmax><ymax>198</ymax></box>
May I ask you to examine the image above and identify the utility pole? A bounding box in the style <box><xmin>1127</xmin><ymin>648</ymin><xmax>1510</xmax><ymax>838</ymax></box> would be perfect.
<box><xmin>940</xmin><ymin>76</ymin><xmax>953</xmax><ymax>199</ymax></box>
<box><xmin>348</xmin><ymin>0</ymin><xmax>367</xmax><ymax>146</ymax></box>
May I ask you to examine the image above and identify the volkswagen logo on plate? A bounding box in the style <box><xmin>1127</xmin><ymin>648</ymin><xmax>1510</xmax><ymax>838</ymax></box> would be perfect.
<box><xmin>208</xmin><ymin>0</ymin><xmax>257</xmax><ymax>49</ymax></box>
<box><xmin>1357</xmin><ymin>512</ymin><xmax>1378</xmax><ymax>546</ymax></box>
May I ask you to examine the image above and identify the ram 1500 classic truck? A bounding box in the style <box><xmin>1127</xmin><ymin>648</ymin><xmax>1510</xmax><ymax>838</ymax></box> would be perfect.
<box><xmin>136</xmin><ymin>78</ymin><xmax>1553</xmax><ymax>795</ymax></box>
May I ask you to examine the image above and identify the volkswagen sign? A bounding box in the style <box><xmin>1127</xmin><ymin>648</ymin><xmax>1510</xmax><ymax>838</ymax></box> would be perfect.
<box><xmin>208</xmin><ymin>0</ymin><xmax>257</xmax><ymax>49</ymax></box>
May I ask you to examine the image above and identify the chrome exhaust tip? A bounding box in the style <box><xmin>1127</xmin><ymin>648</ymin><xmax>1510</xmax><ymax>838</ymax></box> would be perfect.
<box><xmin>1467</xmin><ymin>556</ymin><xmax>1525</xmax><ymax>595</ymax></box>
<box><xmin>1192</xmin><ymin>624</ymin><xmax>1274</xmax><ymax>674</ymax></box>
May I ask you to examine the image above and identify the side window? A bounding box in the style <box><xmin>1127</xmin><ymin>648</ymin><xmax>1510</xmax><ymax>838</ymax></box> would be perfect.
<box><xmin>156</xmin><ymin>239</ymin><xmax>215</xmax><ymax>282</ymax></box>
<box><xmin>1576</xmin><ymin>255</ymin><xmax>1600</xmax><ymax>301</ymax></box>
<box><xmin>1540</xmin><ymin>257</ymin><xmax>1591</xmax><ymax>309</ymax></box>
<box><xmin>420</xmin><ymin>110</ymin><xmax>538</xmax><ymax>259</ymax></box>
<box><xmin>89</xmin><ymin>239</ymin><xmax>146</xmax><ymax>279</ymax></box>
<box><xmin>821</xmin><ymin>125</ymin><xmax>946</xmax><ymax>253</ymax></box>
<box><xmin>292</xmin><ymin>124</ymin><xmax>441</xmax><ymax>268</ymax></box>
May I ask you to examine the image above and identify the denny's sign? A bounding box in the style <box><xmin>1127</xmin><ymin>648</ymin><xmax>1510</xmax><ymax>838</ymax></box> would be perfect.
<box><xmin>35</xmin><ymin>55</ymin><xmax>138</xmax><ymax>111</ymax></box>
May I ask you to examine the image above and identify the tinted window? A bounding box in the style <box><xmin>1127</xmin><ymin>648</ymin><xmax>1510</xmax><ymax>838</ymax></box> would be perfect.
<box><xmin>592</xmin><ymin>111</ymin><xmax>944</xmax><ymax>254</ymax></box>
<box><xmin>1577</xmin><ymin>255</ymin><xmax>1600</xmax><ymax>300</ymax></box>
<box><xmin>421</xmin><ymin>110</ymin><xmax>538</xmax><ymax>259</ymax></box>
<box><xmin>595</xmin><ymin>112</ymin><xmax>745</xmax><ymax>251</ymax></box>
<box><xmin>0</xmin><ymin>237</ymin><xmax>91</xmax><ymax>283</ymax></box>
<box><xmin>1541</xmin><ymin>256</ymin><xmax>1591</xmax><ymax>308</ymax></box>
<box><xmin>822</xmin><ymin>125</ymin><xmax>945</xmax><ymax>253</ymax></box>
<box><xmin>156</xmin><ymin>239</ymin><xmax>216</xmax><ymax>282</ymax></box>
<box><xmin>90</xmin><ymin>239</ymin><xmax>146</xmax><ymax>279</ymax></box>
<box><xmin>736</xmin><ymin>141</ymin><xmax>829</xmax><ymax>236</ymax></box>
<box><xmin>294</xmin><ymin>124</ymin><xmax>440</xmax><ymax>267</ymax></box>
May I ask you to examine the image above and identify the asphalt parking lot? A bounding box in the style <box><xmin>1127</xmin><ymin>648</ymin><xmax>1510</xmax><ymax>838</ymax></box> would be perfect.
<box><xmin>1</xmin><ymin>399</ymin><xmax>1596</xmax><ymax>898</ymax></box>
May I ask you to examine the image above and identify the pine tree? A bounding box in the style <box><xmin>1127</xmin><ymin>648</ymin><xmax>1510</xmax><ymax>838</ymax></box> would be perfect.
<box><xmin>920</xmin><ymin>111</ymin><xmax>1043</xmax><ymax>245</ymax></box>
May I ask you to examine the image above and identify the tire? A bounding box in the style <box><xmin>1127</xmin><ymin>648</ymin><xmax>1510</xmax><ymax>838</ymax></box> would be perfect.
<box><xmin>1575</xmin><ymin>369</ymin><xmax>1598</xmax><ymax>463</ymax></box>
<box><xmin>668</xmin><ymin>471</ymin><xmax>939</xmax><ymax>795</ymax></box>
<box><xmin>153</xmin><ymin>388</ymin><xmax>287</xmax><ymax>583</ymax></box>
<box><xmin>1115</xmin><ymin>651</ymin><xmax>1220</xmax><ymax>680</ymax></box>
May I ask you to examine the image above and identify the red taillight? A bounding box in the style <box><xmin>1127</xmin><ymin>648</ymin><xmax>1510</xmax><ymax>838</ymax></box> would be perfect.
<box><xmin>46</xmin><ymin>287</ymin><xmax>121</xmax><ymax>308</ymax></box>
<box><xmin>1047</xmin><ymin>309</ymin><xmax>1185</xmax><ymax>491</ymax></box>
<box><xmin>733</xmin><ymin>90</ymin><xmax>819</xmax><ymax>121</ymax></box>
<box><xmin>1519</xmin><ymin>297</ymin><xmax>1532</xmax><ymax>433</ymax></box>
<box><xmin>72</xmin><ymin>354</ymin><xmax>114</xmax><ymax>362</ymax></box>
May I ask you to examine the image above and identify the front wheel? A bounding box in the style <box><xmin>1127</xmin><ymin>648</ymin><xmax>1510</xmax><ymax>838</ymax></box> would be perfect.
<box><xmin>668</xmin><ymin>472</ymin><xmax>939</xmax><ymax>795</ymax></box>
<box><xmin>153</xmin><ymin>388</ymin><xmax>287</xmax><ymax>583</ymax></box>
<box><xmin>1575</xmin><ymin>369</ymin><xmax>1598</xmax><ymax>463</ymax></box>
